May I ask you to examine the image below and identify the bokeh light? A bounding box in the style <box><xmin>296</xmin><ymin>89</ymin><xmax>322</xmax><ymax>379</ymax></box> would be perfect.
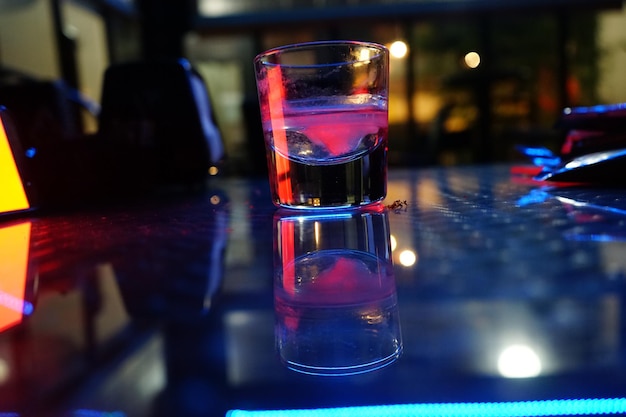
<box><xmin>464</xmin><ymin>51</ymin><xmax>481</xmax><ymax>69</ymax></box>
<box><xmin>398</xmin><ymin>250</ymin><xmax>417</xmax><ymax>267</ymax></box>
<box><xmin>389</xmin><ymin>41</ymin><xmax>408</xmax><ymax>59</ymax></box>
<box><xmin>497</xmin><ymin>344</ymin><xmax>542</xmax><ymax>378</ymax></box>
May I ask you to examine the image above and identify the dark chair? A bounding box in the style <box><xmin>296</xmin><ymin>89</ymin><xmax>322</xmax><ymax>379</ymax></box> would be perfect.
<box><xmin>98</xmin><ymin>58</ymin><xmax>225</xmax><ymax>186</ymax></box>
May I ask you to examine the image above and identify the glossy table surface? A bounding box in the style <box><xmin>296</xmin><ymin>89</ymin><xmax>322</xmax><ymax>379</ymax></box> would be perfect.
<box><xmin>1</xmin><ymin>165</ymin><xmax>626</xmax><ymax>417</ymax></box>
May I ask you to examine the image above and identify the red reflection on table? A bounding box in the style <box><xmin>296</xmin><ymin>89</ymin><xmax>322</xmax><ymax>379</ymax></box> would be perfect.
<box><xmin>0</xmin><ymin>221</ymin><xmax>32</xmax><ymax>333</ymax></box>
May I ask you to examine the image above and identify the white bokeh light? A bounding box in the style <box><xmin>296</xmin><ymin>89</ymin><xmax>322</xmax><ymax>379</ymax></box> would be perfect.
<box><xmin>389</xmin><ymin>40</ymin><xmax>408</xmax><ymax>59</ymax></box>
<box><xmin>497</xmin><ymin>344</ymin><xmax>542</xmax><ymax>378</ymax></box>
<box><xmin>398</xmin><ymin>250</ymin><xmax>417</xmax><ymax>267</ymax></box>
<box><xmin>464</xmin><ymin>51</ymin><xmax>481</xmax><ymax>69</ymax></box>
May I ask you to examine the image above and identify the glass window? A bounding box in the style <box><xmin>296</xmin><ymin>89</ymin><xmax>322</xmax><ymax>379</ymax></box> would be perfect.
<box><xmin>0</xmin><ymin>0</ymin><xmax>59</xmax><ymax>80</ymax></box>
<box><xmin>62</xmin><ymin>2</ymin><xmax>110</xmax><ymax>132</ymax></box>
<box><xmin>189</xmin><ymin>4</ymin><xmax>626</xmax><ymax>170</ymax></box>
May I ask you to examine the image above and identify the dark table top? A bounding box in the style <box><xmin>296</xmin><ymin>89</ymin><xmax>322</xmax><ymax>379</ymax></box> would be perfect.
<box><xmin>1</xmin><ymin>165</ymin><xmax>626</xmax><ymax>417</ymax></box>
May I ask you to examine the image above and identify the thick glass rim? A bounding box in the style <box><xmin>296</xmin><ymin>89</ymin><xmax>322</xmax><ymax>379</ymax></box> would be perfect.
<box><xmin>254</xmin><ymin>40</ymin><xmax>388</xmax><ymax>68</ymax></box>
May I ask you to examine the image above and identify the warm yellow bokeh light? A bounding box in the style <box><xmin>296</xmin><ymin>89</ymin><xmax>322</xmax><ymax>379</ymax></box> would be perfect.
<box><xmin>389</xmin><ymin>41</ymin><xmax>408</xmax><ymax>59</ymax></box>
<box><xmin>399</xmin><ymin>250</ymin><xmax>417</xmax><ymax>267</ymax></box>
<box><xmin>464</xmin><ymin>51</ymin><xmax>481</xmax><ymax>69</ymax></box>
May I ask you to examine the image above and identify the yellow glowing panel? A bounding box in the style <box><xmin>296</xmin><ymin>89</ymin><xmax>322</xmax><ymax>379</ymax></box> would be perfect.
<box><xmin>0</xmin><ymin>222</ymin><xmax>31</xmax><ymax>333</ymax></box>
<box><xmin>0</xmin><ymin>117</ymin><xmax>29</xmax><ymax>214</ymax></box>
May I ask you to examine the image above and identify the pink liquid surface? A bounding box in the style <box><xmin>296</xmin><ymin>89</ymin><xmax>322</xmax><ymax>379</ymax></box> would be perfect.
<box><xmin>264</xmin><ymin>99</ymin><xmax>388</xmax><ymax>162</ymax></box>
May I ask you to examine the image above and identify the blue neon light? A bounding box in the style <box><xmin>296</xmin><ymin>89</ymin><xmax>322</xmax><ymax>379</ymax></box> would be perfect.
<box><xmin>564</xmin><ymin>102</ymin><xmax>626</xmax><ymax>115</ymax></box>
<box><xmin>516</xmin><ymin>146</ymin><xmax>555</xmax><ymax>158</ymax></box>
<box><xmin>227</xmin><ymin>398</ymin><xmax>626</xmax><ymax>417</ymax></box>
<box><xmin>555</xmin><ymin>195</ymin><xmax>626</xmax><ymax>217</ymax></box>
<box><xmin>0</xmin><ymin>291</ymin><xmax>34</xmax><ymax>316</ymax></box>
<box><xmin>73</xmin><ymin>409</ymin><xmax>126</xmax><ymax>417</ymax></box>
<box><xmin>22</xmin><ymin>301</ymin><xmax>34</xmax><ymax>315</ymax></box>
<box><xmin>516</xmin><ymin>189</ymin><xmax>550</xmax><ymax>206</ymax></box>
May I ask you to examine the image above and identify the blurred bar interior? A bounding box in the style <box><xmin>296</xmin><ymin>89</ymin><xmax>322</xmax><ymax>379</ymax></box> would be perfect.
<box><xmin>1</xmin><ymin>0</ymin><xmax>625</xmax><ymax>178</ymax></box>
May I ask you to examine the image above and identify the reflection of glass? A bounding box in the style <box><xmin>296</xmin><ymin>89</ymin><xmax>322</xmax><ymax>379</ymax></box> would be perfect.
<box><xmin>273</xmin><ymin>205</ymin><xmax>402</xmax><ymax>376</ymax></box>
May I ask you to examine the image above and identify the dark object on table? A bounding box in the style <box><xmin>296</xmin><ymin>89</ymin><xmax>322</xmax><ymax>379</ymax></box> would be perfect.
<box><xmin>534</xmin><ymin>147</ymin><xmax>626</xmax><ymax>184</ymax></box>
<box><xmin>0</xmin><ymin>59</ymin><xmax>225</xmax><ymax>210</ymax></box>
<box><xmin>518</xmin><ymin>102</ymin><xmax>626</xmax><ymax>185</ymax></box>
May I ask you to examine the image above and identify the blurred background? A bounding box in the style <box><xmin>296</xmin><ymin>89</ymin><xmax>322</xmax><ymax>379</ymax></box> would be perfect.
<box><xmin>1</xmin><ymin>0</ymin><xmax>626</xmax><ymax>177</ymax></box>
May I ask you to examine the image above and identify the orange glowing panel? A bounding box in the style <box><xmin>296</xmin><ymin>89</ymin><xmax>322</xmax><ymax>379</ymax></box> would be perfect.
<box><xmin>0</xmin><ymin>114</ymin><xmax>30</xmax><ymax>214</ymax></box>
<box><xmin>0</xmin><ymin>222</ymin><xmax>31</xmax><ymax>333</ymax></box>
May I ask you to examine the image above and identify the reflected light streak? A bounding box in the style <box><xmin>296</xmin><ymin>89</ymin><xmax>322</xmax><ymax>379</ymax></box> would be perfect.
<box><xmin>281</xmin><ymin>220</ymin><xmax>296</xmax><ymax>296</ymax></box>
<box><xmin>497</xmin><ymin>344</ymin><xmax>542</xmax><ymax>378</ymax></box>
<box><xmin>314</xmin><ymin>221</ymin><xmax>321</xmax><ymax>247</ymax></box>
<box><xmin>267</xmin><ymin>62</ymin><xmax>293</xmax><ymax>205</ymax></box>
<box><xmin>390</xmin><ymin>235</ymin><xmax>397</xmax><ymax>252</ymax></box>
<box><xmin>228</xmin><ymin>398</ymin><xmax>626</xmax><ymax>417</ymax></box>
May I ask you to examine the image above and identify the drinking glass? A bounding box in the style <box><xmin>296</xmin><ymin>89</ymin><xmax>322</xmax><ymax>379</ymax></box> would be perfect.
<box><xmin>254</xmin><ymin>41</ymin><xmax>389</xmax><ymax>209</ymax></box>
<box><xmin>273</xmin><ymin>206</ymin><xmax>402</xmax><ymax>376</ymax></box>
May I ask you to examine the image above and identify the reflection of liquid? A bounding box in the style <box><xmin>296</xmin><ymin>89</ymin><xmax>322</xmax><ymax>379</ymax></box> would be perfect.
<box><xmin>277</xmin><ymin>249</ymin><xmax>395</xmax><ymax>304</ymax></box>
<box><xmin>274</xmin><ymin>208</ymin><xmax>402</xmax><ymax>376</ymax></box>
